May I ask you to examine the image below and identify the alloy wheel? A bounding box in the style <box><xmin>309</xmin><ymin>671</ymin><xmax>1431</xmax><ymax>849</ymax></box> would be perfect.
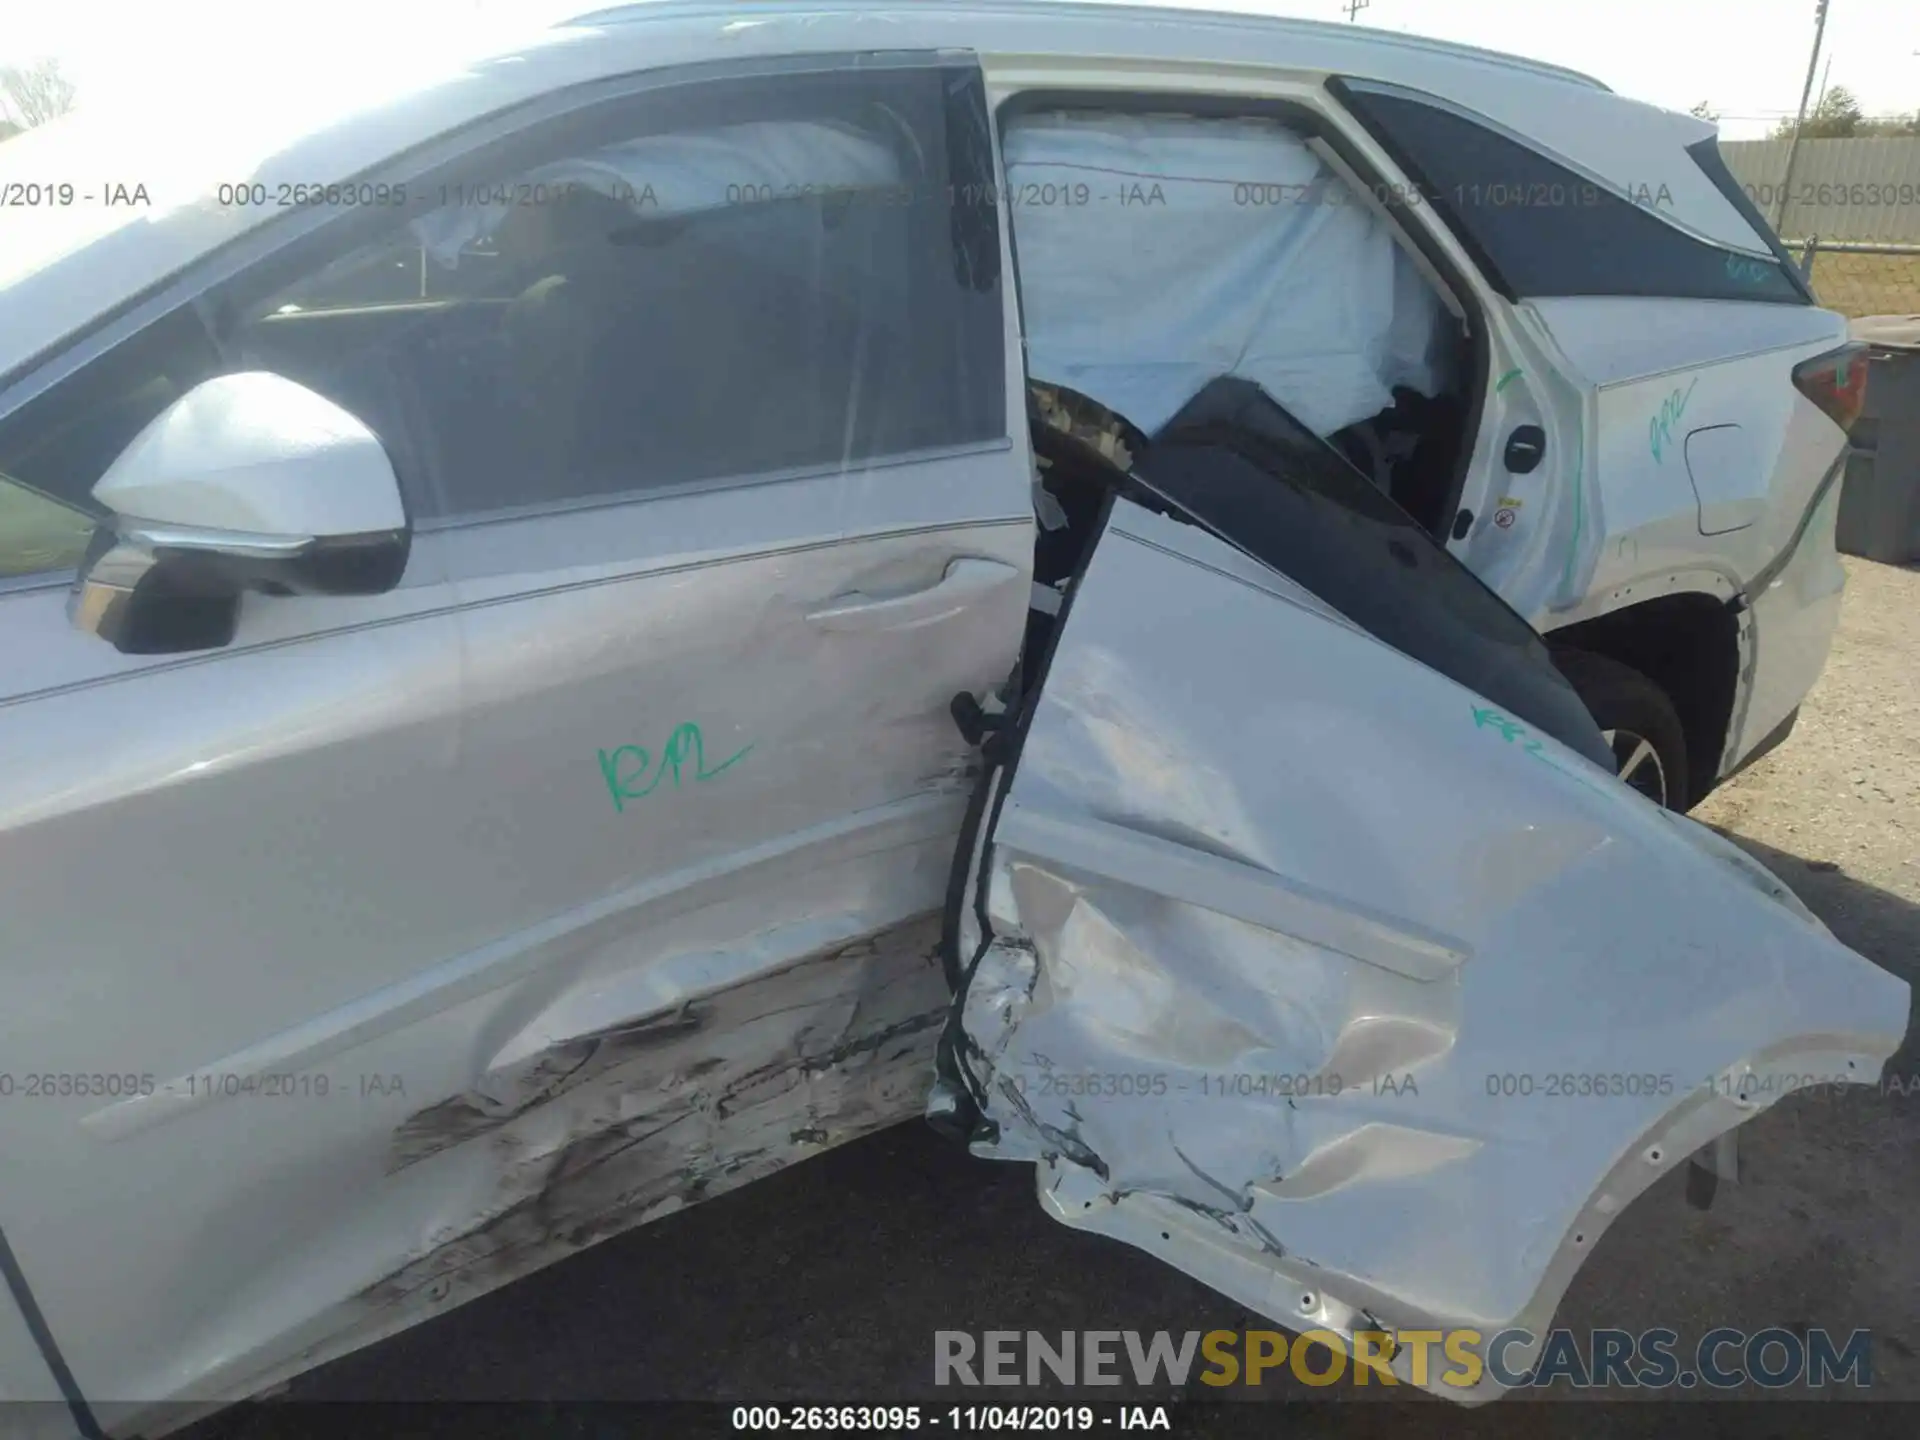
<box><xmin>1603</xmin><ymin>726</ymin><xmax>1669</xmax><ymax>806</ymax></box>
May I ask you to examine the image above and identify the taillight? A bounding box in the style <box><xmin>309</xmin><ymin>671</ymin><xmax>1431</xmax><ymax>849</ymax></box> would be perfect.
<box><xmin>1792</xmin><ymin>342</ymin><xmax>1871</xmax><ymax>434</ymax></box>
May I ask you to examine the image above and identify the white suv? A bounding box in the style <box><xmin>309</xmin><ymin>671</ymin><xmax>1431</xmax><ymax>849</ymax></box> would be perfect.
<box><xmin>0</xmin><ymin>2</ymin><xmax>1898</xmax><ymax>1430</ymax></box>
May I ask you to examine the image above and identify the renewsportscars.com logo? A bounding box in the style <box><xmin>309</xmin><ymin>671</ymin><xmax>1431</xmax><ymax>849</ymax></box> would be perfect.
<box><xmin>934</xmin><ymin>1327</ymin><xmax>1873</xmax><ymax>1391</ymax></box>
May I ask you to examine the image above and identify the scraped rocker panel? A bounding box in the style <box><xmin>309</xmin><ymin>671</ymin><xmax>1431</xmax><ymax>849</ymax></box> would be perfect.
<box><xmin>361</xmin><ymin>910</ymin><xmax>948</xmax><ymax>1313</ymax></box>
<box><xmin>138</xmin><ymin>884</ymin><xmax>954</xmax><ymax>1411</ymax></box>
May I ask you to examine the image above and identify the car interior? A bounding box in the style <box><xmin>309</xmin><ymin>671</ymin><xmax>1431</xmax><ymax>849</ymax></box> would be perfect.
<box><xmin>229</xmin><ymin>105</ymin><xmax>958</xmax><ymax>524</ymax></box>
<box><xmin>1000</xmin><ymin>106</ymin><xmax>1477</xmax><ymax>545</ymax></box>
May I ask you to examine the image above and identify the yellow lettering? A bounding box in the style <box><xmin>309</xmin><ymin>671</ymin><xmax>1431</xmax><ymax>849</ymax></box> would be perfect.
<box><xmin>1442</xmin><ymin>1330</ymin><xmax>1485</xmax><ymax>1388</ymax></box>
<box><xmin>1399</xmin><ymin>1330</ymin><xmax>1443</xmax><ymax>1387</ymax></box>
<box><xmin>1199</xmin><ymin>1331</ymin><xmax>1239</xmax><ymax>1387</ymax></box>
<box><xmin>1353</xmin><ymin>1331</ymin><xmax>1398</xmax><ymax>1384</ymax></box>
<box><xmin>1245</xmin><ymin>1331</ymin><xmax>1287</xmax><ymax>1385</ymax></box>
<box><xmin>1291</xmin><ymin>1331</ymin><xmax>1348</xmax><ymax>1387</ymax></box>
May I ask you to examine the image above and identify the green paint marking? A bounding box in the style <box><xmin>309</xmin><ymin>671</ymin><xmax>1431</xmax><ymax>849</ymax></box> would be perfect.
<box><xmin>1647</xmin><ymin>377</ymin><xmax>1700</xmax><ymax>465</ymax></box>
<box><xmin>598</xmin><ymin>723</ymin><xmax>753</xmax><ymax>814</ymax></box>
<box><xmin>1559</xmin><ymin>425</ymin><xmax>1585</xmax><ymax>596</ymax></box>
<box><xmin>1471</xmin><ymin>705</ymin><xmax>1526</xmax><ymax>741</ymax></box>
<box><xmin>1471</xmin><ymin>704</ymin><xmax>1617</xmax><ymax>802</ymax></box>
<box><xmin>1494</xmin><ymin>368</ymin><xmax>1524</xmax><ymax>394</ymax></box>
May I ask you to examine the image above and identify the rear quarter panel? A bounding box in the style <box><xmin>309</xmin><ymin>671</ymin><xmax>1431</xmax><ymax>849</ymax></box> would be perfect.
<box><xmin>1529</xmin><ymin>296</ymin><xmax>1851</xmax><ymax>773</ymax></box>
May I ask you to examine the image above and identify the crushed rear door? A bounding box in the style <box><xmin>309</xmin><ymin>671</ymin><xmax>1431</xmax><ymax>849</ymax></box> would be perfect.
<box><xmin>931</xmin><ymin>385</ymin><xmax>1909</xmax><ymax>1399</ymax></box>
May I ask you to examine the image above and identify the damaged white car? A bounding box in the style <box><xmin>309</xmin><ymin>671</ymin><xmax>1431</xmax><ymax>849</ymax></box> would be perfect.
<box><xmin>0</xmin><ymin>1</ymin><xmax>1904</xmax><ymax>1433</ymax></box>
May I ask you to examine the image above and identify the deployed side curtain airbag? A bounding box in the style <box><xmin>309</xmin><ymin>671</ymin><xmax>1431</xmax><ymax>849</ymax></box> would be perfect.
<box><xmin>1003</xmin><ymin>111</ymin><xmax>1455</xmax><ymax>438</ymax></box>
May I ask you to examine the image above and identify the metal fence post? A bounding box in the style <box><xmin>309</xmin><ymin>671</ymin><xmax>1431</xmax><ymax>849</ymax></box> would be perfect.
<box><xmin>1800</xmin><ymin>235</ymin><xmax>1820</xmax><ymax>280</ymax></box>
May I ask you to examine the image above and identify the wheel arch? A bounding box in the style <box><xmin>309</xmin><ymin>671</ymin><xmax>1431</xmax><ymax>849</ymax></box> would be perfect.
<box><xmin>1546</xmin><ymin>590</ymin><xmax>1741</xmax><ymax>809</ymax></box>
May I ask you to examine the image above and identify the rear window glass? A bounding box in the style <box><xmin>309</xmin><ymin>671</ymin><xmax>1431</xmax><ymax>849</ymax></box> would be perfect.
<box><xmin>1330</xmin><ymin>80</ymin><xmax>1809</xmax><ymax>305</ymax></box>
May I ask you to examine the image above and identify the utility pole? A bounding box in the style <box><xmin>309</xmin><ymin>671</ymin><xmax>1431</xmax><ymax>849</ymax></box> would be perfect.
<box><xmin>1775</xmin><ymin>0</ymin><xmax>1833</xmax><ymax>231</ymax></box>
<box><xmin>1344</xmin><ymin>0</ymin><xmax>1371</xmax><ymax>20</ymax></box>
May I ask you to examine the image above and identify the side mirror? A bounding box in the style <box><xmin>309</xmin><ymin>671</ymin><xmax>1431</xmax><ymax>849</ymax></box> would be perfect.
<box><xmin>69</xmin><ymin>372</ymin><xmax>411</xmax><ymax>655</ymax></box>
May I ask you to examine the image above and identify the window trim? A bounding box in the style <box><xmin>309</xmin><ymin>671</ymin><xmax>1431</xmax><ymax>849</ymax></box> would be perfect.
<box><xmin>0</xmin><ymin>49</ymin><xmax>1005</xmax><ymax>576</ymax></box>
<box><xmin>413</xmin><ymin>435</ymin><xmax>1016</xmax><ymax>536</ymax></box>
<box><xmin>0</xmin><ymin>566</ymin><xmax>78</xmax><ymax>598</ymax></box>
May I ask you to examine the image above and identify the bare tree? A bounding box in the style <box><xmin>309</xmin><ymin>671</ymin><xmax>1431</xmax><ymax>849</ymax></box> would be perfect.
<box><xmin>0</xmin><ymin>59</ymin><xmax>77</xmax><ymax>130</ymax></box>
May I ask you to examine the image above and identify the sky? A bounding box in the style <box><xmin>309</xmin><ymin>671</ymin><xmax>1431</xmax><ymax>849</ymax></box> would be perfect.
<box><xmin>0</xmin><ymin>0</ymin><xmax>1916</xmax><ymax>140</ymax></box>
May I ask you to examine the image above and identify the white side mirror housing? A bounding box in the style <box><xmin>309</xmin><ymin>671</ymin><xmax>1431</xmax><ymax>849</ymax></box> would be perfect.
<box><xmin>71</xmin><ymin>372</ymin><xmax>410</xmax><ymax>654</ymax></box>
<box><xmin>93</xmin><ymin>370</ymin><xmax>406</xmax><ymax>536</ymax></box>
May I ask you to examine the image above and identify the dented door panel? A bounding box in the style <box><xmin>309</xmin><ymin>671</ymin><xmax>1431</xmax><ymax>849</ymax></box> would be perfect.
<box><xmin>942</xmin><ymin>496</ymin><xmax>1908</xmax><ymax>1400</ymax></box>
<box><xmin>0</xmin><ymin>53</ymin><xmax>1031</xmax><ymax>1431</ymax></box>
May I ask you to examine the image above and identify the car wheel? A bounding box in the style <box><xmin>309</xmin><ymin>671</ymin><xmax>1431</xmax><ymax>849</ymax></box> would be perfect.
<box><xmin>1552</xmin><ymin>649</ymin><xmax>1689</xmax><ymax>809</ymax></box>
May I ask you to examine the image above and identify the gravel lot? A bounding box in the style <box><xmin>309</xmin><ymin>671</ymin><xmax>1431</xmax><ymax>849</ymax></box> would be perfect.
<box><xmin>198</xmin><ymin>558</ymin><xmax>1920</xmax><ymax>1437</ymax></box>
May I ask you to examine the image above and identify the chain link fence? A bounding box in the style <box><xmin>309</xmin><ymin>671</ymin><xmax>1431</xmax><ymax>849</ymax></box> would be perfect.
<box><xmin>1720</xmin><ymin>139</ymin><xmax>1920</xmax><ymax>317</ymax></box>
<box><xmin>1790</xmin><ymin>239</ymin><xmax>1920</xmax><ymax>318</ymax></box>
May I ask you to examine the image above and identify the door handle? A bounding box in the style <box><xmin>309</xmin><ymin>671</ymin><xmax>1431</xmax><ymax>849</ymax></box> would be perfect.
<box><xmin>805</xmin><ymin>557</ymin><xmax>1019</xmax><ymax>633</ymax></box>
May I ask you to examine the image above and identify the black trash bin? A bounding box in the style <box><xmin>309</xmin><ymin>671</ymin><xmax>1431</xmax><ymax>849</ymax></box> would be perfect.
<box><xmin>1837</xmin><ymin>314</ymin><xmax>1920</xmax><ymax>565</ymax></box>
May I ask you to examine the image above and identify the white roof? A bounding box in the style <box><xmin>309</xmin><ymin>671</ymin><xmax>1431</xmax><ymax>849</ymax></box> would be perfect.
<box><xmin>1</xmin><ymin>1</ymin><xmax>1719</xmax><ymax>389</ymax></box>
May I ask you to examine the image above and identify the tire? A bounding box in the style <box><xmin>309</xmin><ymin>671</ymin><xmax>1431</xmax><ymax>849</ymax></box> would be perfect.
<box><xmin>1552</xmin><ymin>648</ymin><xmax>1689</xmax><ymax>809</ymax></box>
